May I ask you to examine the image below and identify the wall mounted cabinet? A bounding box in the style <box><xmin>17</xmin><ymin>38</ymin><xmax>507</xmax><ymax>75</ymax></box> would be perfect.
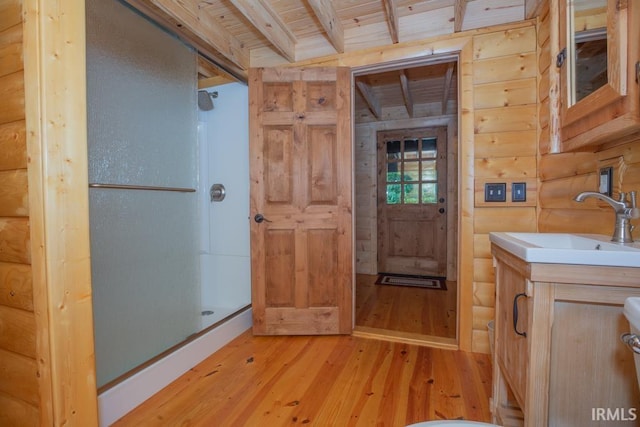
<box><xmin>556</xmin><ymin>0</ymin><xmax>640</xmax><ymax>151</ymax></box>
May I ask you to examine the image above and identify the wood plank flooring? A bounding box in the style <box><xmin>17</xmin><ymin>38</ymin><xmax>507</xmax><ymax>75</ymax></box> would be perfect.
<box><xmin>356</xmin><ymin>274</ymin><xmax>457</xmax><ymax>338</ymax></box>
<box><xmin>114</xmin><ymin>330</ymin><xmax>492</xmax><ymax>426</ymax></box>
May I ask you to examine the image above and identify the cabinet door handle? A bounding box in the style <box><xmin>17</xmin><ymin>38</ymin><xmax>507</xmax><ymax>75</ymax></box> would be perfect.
<box><xmin>513</xmin><ymin>292</ymin><xmax>527</xmax><ymax>337</ymax></box>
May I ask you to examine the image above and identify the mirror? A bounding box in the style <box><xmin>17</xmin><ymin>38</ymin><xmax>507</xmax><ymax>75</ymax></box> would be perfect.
<box><xmin>568</xmin><ymin>0</ymin><xmax>608</xmax><ymax>104</ymax></box>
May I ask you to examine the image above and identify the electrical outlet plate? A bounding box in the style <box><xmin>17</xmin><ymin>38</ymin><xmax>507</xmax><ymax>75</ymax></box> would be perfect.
<box><xmin>599</xmin><ymin>167</ymin><xmax>612</xmax><ymax>196</ymax></box>
<box><xmin>485</xmin><ymin>183</ymin><xmax>506</xmax><ymax>202</ymax></box>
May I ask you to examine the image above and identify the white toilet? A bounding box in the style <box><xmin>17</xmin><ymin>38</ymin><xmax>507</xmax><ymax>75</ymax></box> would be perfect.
<box><xmin>407</xmin><ymin>298</ymin><xmax>640</xmax><ymax>427</ymax></box>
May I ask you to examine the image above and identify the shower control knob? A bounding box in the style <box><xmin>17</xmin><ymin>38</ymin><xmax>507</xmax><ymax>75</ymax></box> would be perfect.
<box><xmin>209</xmin><ymin>183</ymin><xmax>226</xmax><ymax>202</ymax></box>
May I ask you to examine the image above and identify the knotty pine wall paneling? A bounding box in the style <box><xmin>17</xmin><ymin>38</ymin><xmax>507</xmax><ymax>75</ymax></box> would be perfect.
<box><xmin>1</xmin><ymin>0</ymin><xmax>99</xmax><ymax>424</ymax></box>
<box><xmin>0</xmin><ymin>0</ymin><xmax>39</xmax><ymax>424</ymax></box>
<box><xmin>539</xmin><ymin>143</ymin><xmax>640</xmax><ymax>234</ymax></box>
<box><xmin>471</xmin><ymin>25</ymin><xmax>538</xmax><ymax>353</ymax></box>
<box><xmin>23</xmin><ymin>0</ymin><xmax>99</xmax><ymax>423</ymax></box>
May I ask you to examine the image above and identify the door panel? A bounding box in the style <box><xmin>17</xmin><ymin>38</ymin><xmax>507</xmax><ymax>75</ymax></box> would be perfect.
<box><xmin>264</xmin><ymin>230</ymin><xmax>295</xmax><ymax>307</ymax></box>
<box><xmin>250</xmin><ymin>67</ymin><xmax>352</xmax><ymax>335</ymax></box>
<box><xmin>264</xmin><ymin>127</ymin><xmax>293</xmax><ymax>203</ymax></box>
<box><xmin>377</xmin><ymin>127</ymin><xmax>447</xmax><ymax>277</ymax></box>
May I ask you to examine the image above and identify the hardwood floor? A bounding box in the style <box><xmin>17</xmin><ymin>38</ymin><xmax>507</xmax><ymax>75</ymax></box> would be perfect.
<box><xmin>355</xmin><ymin>274</ymin><xmax>457</xmax><ymax>338</ymax></box>
<box><xmin>114</xmin><ymin>330</ymin><xmax>492</xmax><ymax>426</ymax></box>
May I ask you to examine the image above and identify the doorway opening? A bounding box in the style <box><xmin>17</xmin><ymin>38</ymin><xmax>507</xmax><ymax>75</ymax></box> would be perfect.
<box><xmin>352</xmin><ymin>55</ymin><xmax>459</xmax><ymax>347</ymax></box>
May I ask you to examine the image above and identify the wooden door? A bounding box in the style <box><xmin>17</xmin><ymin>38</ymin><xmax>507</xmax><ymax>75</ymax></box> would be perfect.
<box><xmin>249</xmin><ymin>67</ymin><xmax>352</xmax><ymax>335</ymax></box>
<box><xmin>377</xmin><ymin>127</ymin><xmax>447</xmax><ymax>277</ymax></box>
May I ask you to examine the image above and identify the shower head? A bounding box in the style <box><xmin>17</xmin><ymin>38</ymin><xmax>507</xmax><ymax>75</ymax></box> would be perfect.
<box><xmin>198</xmin><ymin>90</ymin><xmax>218</xmax><ymax>111</ymax></box>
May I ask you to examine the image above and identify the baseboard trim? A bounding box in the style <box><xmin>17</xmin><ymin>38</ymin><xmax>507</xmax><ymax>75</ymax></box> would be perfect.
<box><xmin>98</xmin><ymin>308</ymin><xmax>253</xmax><ymax>426</ymax></box>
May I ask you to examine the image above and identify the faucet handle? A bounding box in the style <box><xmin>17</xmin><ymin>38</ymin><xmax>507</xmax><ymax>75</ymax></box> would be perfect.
<box><xmin>619</xmin><ymin>192</ymin><xmax>627</xmax><ymax>203</ymax></box>
<box><xmin>630</xmin><ymin>191</ymin><xmax>637</xmax><ymax>208</ymax></box>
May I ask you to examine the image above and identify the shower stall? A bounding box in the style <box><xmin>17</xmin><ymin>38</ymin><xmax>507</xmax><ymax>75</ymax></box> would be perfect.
<box><xmin>86</xmin><ymin>0</ymin><xmax>251</xmax><ymax>415</ymax></box>
<box><xmin>198</xmin><ymin>83</ymin><xmax>251</xmax><ymax>330</ymax></box>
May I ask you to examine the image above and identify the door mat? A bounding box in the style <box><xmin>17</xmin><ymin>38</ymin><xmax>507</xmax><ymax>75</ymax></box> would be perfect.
<box><xmin>375</xmin><ymin>273</ymin><xmax>447</xmax><ymax>290</ymax></box>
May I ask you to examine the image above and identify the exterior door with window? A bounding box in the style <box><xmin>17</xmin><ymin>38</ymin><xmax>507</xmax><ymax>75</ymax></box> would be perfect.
<box><xmin>249</xmin><ymin>67</ymin><xmax>352</xmax><ymax>335</ymax></box>
<box><xmin>377</xmin><ymin>127</ymin><xmax>447</xmax><ymax>277</ymax></box>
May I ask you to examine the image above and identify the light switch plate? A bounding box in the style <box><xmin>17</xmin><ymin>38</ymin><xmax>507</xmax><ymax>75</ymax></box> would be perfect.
<box><xmin>485</xmin><ymin>183</ymin><xmax>506</xmax><ymax>202</ymax></box>
<box><xmin>512</xmin><ymin>182</ymin><xmax>526</xmax><ymax>202</ymax></box>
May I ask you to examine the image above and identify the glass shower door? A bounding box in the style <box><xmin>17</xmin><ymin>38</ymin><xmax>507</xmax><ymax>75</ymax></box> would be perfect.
<box><xmin>86</xmin><ymin>0</ymin><xmax>200</xmax><ymax>387</ymax></box>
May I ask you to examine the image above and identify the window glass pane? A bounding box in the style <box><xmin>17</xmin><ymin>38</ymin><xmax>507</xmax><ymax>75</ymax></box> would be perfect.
<box><xmin>387</xmin><ymin>140</ymin><xmax>401</xmax><ymax>160</ymax></box>
<box><xmin>421</xmin><ymin>160</ymin><xmax>436</xmax><ymax>181</ymax></box>
<box><xmin>404</xmin><ymin>169</ymin><xmax>420</xmax><ymax>182</ymax></box>
<box><xmin>387</xmin><ymin>171</ymin><xmax>401</xmax><ymax>182</ymax></box>
<box><xmin>575</xmin><ymin>36</ymin><xmax>607</xmax><ymax>102</ymax></box>
<box><xmin>422</xmin><ymin>183</ymin><xmax>437</xmax><ymax>204</ymax></box>
<box><xmin>421</xmin><ymin>138</ymin><xmax>437</xmax><ymax>159</ymax></box>
<box><xmin>387</xmin><ymin>162</ymin><xmax>401</xmax><ymax>182</ymax></box>
<box><xmin>404</xmin><ymin>139</ymin><xmax>419</xmax><ymax>159</ymax></box>
<box><xmin>404</xmin><ymin>183</ymin><xmax>419</xmax><ymax>204</ymax></box>
<box><xmin>387</xmin><ymin>184</ymin><xmax>401</xmax><ymax>204</ymax></box>
<box><xmin>383</xmin><ymin>134</ymin><xmax>442</xmax><ymax>205</ymax></box>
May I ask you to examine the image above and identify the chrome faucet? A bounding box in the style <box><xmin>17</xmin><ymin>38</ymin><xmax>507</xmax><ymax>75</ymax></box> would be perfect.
<box><xmin>574</xmin><ymin>191</ymin><xmax>640</xmax><ymax>243</ymax></box>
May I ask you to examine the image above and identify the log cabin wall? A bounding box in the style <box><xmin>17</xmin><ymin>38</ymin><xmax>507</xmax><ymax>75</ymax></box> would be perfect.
<box><xmin>539</xmin><ymin>141</ymin><xmax>640</xmax><ymax>234</ymax></box>
<box><xmin>470</xmin><ymin>26</ymin><xmax>538</xmax><ymax>353</ymax></box>
<box><xmin>537</xmin><ymin>0</ymin><xmax>640</xmax><ymax>238</ymax></box>
<box><xmin>1</xmin><ymin>0</ymin><xmax>98</xmax><ymax>424</ymax></box>
<box><xmin>0</xmin><ymin>1</ymin><xmax>39</xmax><ymax>424</ymax></box>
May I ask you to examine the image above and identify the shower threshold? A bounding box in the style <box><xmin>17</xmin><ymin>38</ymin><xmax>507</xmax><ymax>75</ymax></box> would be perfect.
<box><xmin>201</xmin><ymin>306</ymin><xmax>245</xmax><ymax>330</ymax></box>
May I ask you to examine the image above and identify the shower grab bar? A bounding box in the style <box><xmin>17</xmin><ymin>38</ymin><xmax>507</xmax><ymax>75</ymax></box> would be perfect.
<box><xmin>89</xmin><ymin>183</ymin><xmax>196</xmax><ymax>193</ymax></box>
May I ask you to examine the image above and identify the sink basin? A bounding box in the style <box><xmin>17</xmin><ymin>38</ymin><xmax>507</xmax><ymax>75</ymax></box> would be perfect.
<box><xmin>489</xmin><ymin>232</ymin><xmax>640</xmax><ymax>267</ymax></box>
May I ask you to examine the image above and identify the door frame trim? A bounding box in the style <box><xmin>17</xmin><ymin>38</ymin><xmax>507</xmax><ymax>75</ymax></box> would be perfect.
<box><xmin>351</xmin><ymin>48</ymin><xmax>473</xmax><ymax>350</ymax></box>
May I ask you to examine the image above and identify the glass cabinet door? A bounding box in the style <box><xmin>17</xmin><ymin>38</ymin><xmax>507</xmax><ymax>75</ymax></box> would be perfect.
<box><xmin>554</xmin><ymin>0</ymin><xmax>640</xmax><ymax>152</ymax></box>
<box><xmin>558</xmin><ymin>0</ymin><xmax>628</xmax><ymax>126</ymax></box>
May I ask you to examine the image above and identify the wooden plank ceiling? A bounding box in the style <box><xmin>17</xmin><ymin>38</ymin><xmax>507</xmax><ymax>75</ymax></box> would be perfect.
<box><xmin>123</xmin><ymin>0</ymin><xmax>524</xmax><ymax>122</ymax></box>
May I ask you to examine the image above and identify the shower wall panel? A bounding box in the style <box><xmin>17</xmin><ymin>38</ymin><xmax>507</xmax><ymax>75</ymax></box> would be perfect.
<box><xmin>199</xmin><ymin>83</ymin><xmax>251</xmax><ymax>328</ymax></box>
<box><xmin>86</xmin><ymin>0</ymin><xmax>199</xmax><ymax>387</ymax></box>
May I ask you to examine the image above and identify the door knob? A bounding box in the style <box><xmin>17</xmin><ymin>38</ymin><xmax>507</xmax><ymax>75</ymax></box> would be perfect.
<box><xmin>438</xmin><ymin>208</ymin><xmax>445</xmax><ymax>214</ymax></box>
<box><xmin>439</xmin><ymin>197</ymin><xmax>445</xmax><ymax>203</ymax></box>
<box><xmin>254</xmin><ymin>214</ymin><xmax>271</xmax><ymax>223</ymax></box>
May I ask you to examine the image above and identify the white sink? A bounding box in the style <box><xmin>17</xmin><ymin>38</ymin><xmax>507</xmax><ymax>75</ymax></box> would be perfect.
<box><xmin>489</xmin><ymin>232</ymin><xmax>640</xmax><ymax>267</ymax></box>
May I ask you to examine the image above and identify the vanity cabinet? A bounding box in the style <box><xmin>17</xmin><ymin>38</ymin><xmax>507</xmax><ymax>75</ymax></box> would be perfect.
<box><xmin>491</xmin><ymin>244</ymin><xmax>640</xmax><ymax>426</ymax></box>
<box><xmin>555</xmin><ymin>0</ymin><xmax>640</xmax><ymax>151</ymax></box>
